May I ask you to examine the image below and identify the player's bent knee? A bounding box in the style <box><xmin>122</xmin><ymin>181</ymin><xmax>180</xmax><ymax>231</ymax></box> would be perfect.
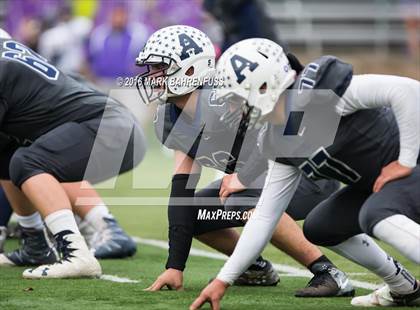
<box><xmin>302</xmin><ymin>218</ymin><xmax>329</xmax><ymax>246</ymax></box>
<box><xmin>358</xmin><ymin>205</ymin><xmax>389</xmax><ymax>237</ymax></box>
<box><xmin>9</xmin><ymin>148</ymin><xmax>45</xmax><ymax>188</ymax></box>
<box><xmin>303</xmin><ymin>213</ymin><xmax>350</xmax><ymax>247</ymax></box>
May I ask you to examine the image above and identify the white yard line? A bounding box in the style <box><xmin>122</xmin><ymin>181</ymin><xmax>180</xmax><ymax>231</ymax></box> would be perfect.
<box><xmin>100</xmin><ymin>274</ymin><xmax>140</xmax><ymax>283</ymax></box>
<box><xmin>133</xmin><ymin>237</ymin><xmax>379</xmax><ymax>290</ymax></box>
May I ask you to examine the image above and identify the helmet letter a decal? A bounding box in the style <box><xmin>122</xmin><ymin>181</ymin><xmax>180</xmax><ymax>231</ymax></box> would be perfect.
<box><xmin>230</xmin><ymin>55</ymin><xmax>259</xmax><ymax>83</ymax></box>
<box><xmin>179</xmin><ymin>33</ymin><xmax>203</xmax><ymax>60</ymax></box>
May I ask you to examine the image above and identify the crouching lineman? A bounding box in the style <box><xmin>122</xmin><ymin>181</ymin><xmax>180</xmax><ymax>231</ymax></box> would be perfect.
<box><xmin>136</xmin><ymin>25</ymin><xmax>354</xmax><ymax>297</ymax></box>
<box><xmin>191</xmin><ymin>38</ymin><xmax>420</xmax><ymax>309</ymax></box>
<box><xmin>0</xmin><ymin>29</ymin><xmax>145</xmax><ymax>278</ymax></box>
<box><xmin>0</xmin><ymin>181</ymin><xmax>137</xmax><ymax>267</ymax></box>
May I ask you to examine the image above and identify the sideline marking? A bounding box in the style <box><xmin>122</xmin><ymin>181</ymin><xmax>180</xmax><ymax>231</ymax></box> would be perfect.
<box><xmin>133</xmin><ymin>237</ymin><xmax>379</xmax><ymax>290</ymax></box>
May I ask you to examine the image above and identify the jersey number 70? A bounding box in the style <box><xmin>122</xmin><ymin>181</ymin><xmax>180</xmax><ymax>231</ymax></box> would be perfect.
<box><xmin>2</xmin><ymin>41</ymin><xmax>59</xmax><ymax>80</ymax></box>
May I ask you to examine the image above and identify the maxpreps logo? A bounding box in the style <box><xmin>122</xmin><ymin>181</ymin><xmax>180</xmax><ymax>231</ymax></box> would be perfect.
<box><xmin>197</xmin><ymin>209</ymin><xmax>253</xmax><ymax>221</ymax></box>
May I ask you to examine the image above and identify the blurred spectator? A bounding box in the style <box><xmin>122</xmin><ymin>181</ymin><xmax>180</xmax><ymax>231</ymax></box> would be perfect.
<box><xmin>145</xmin><ymin>0</ymin><xmax>203</xmax><ymax>30</ymax></box>
<box><xmin>38</xmin><ymin>6</ymin><xmax>92</xmax><ymax>73</ymax></box>
<box><xmin>93</xmin><ymin>0</ymin><xmax>149</xmax><ymax>29</ymax></box>
<box><xmin>201</xmin><ymin>10</ymin><xmax>224</xmax><ymax>59</ymax></box>
<box><xmin>92</xmin><ymin>0</ymin><xmax>203</xmax><ymax>39</ymax></box>
<box><xmin>203</xmin><ymin>0</ymin><xmax>285</xmax><ymax>52</ymax></box>
<box><xmin>15</xmin><ymin>18</ymin><xmax>42</xmax><ymax>51</ymax></box>
<box><xmin>5</xmin><ymin>0</ymin><xmax>65</xmax><ymax>50</ymax></box>
<box><xmin>86</xmin><ymin>4</ymin><xmax>149</xmax><ymax>86</ymax></box>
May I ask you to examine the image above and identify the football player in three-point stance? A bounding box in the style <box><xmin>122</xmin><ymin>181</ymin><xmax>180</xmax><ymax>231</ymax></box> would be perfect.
<box><xmin>0</xmin><ymin>180</ymin><xmax>138</xmax><ymax>266</ymax></box>
<box><xmin>191</xmin><ymin>38</ymin><xmax>420</xmax><ymax>309</ymax></box>
<box><xmin>0</xmin><ymin>28</ymin><xmax>145</xmax><ymax>278</ymax></box>
<box><xmin>136</xmin><ymin>25</ymin><xmax>355</xmax><ymax>297</ymax></box>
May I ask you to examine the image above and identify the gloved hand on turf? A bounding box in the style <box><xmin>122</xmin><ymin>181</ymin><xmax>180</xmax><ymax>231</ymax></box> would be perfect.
<box><xmin>190</xmin><ymin>278</ymin><xmax>229</xmax><ymax>310</ymax></box>
<box><xmin>373</xmin><ymin>160</ymin><xmax>413</xmax><ymax>193</ymax></box>
<box><xmin>144</xmin><ymin>268</ymin><xmax>184</xmax><ymax>291</ymax></box>
<box><xmin>219</xmin><ymin>173</ymin><xmax>246</xmax><ymax>204</ymax></box>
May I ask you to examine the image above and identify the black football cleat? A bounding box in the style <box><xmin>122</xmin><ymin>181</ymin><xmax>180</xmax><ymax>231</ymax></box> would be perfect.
<box><xmin>233</xmin><ymin>258</ymin><xmax>280</xmax><ymax>286</ymax></box>
<box><xmin>295</xmin><ymin>266</ymin><xmax>355</xmax><ymax>297</ymax></box>
<box><xmin>0</xmin><ymin>225</ymin><xmax>57</xmax><ymax>266</ymax></box>
<box><xmin>89</xmin><ymin>218</ymin><xmax>137</xmax><ymax>259</ymax></box>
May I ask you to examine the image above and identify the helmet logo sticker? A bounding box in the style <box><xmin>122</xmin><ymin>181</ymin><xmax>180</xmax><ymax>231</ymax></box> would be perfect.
<box><xmin>179</xmin><ymin>33</ymin><xmax>203</xmax><ymax>60</ymax></box>
<box><xmin>230</xmin><ymin>54</ymin><xmax>259</xmax><ymax>83</ymax></box>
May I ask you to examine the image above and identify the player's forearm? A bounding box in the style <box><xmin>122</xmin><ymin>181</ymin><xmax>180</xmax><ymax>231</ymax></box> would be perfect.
<box><xmin>342</xmin><ymin>75</ymin><xmax>420</xmax><ymax>167</ymax></box>
<box><xmin>389</xmin><ymin>79</ymin><xmax>419</xmax><ymax>167</ymax></box>
<box><xmin>216</xmin><ymin>206</ymin><xmax>282</xmax><ymax>284</ymax></box>
<box><xmin>166</xmin><ymin>173</ymin><xmax>200</xmax><ymax>271</ymax></box>
<box><xmin>217</xmin><ymin>161</ymin><xmax>301</xmax><ymax>284</ymax></box>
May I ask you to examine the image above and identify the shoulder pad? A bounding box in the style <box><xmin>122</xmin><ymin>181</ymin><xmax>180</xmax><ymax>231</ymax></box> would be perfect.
<box><xmin>294</xmin><ymin>55</ymin><xmax>353</xmax><ymax>97</ymax></box>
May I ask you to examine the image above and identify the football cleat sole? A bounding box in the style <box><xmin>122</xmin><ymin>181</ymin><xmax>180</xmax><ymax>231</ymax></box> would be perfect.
<box><xmin>22</xmin><ymin>255</ymin><xmax>102</xmax><ymax>279</ymax></box>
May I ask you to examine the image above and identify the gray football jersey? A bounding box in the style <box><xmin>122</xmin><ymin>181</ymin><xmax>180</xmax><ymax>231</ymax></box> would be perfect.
<box><xmin>0</xmin><ymin>39</ymin><xmax>111</xmax><ymax>145</ymax></box>
<box><xmin>154</xmin><ymin>87</ymin><xmax>260</xmax><ymax>174</ymax></box>
<box><xmin>259</xmin><ymin>56</ymin><xmax>401</xmax><ymax>190</ymax></box>
<box><xmin>261</xmin><ymin>109</ymin><xmax>399</xmax><ymax>190</ymax></box>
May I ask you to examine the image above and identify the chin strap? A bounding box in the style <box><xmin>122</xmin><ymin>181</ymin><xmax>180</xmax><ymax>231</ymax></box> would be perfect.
<box><xmin>286</xmin><ymin>52</ymin><xmax>304</xmax><ymax>75</ymax></box>
<box><xmin>219</xmin><ymin>105</ymin><xmax>263</xmax><ymax>138</ymax></box>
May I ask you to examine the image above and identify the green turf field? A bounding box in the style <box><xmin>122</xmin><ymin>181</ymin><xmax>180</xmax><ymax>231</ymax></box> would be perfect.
<box><xmin>0</xmin><ymin>139</ymin><xmax>419</xmax><ymax>310</ymax></box>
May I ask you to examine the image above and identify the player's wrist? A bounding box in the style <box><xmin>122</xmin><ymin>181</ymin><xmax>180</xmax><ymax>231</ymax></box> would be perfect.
<box><xmin>397</xmin><ymin>159</ymin><xmax>416</xmax><ymax>169</ymax></box>
<box><xmin>165</xmin><ymin>261</ymin><xmax>185</xmax><ymax>272</ymax></box>
<box><xmin>166</xmin><ymin>268</ymin><xmax>183</xmax><ymax>274</ymax></box>
<box><xmin>214</xmin><ymin>277</ymin><xmax>231</xmax><ymax>288</ymax></box>
<box><xmin>398</xmin><ymin>150</ymin><xmax>418</xmax><ymax>169</ymax></box>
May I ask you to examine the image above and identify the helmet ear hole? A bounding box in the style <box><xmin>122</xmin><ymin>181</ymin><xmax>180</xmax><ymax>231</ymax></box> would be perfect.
<box><xmin>259</xmin><ymin>82</ymin><xmax>267</xmax><ymax>94</ymax></box>
<box><xmin>185</xmin><ymin>66</ymin><xmax>194</xmax><ymax>76</ymax></box>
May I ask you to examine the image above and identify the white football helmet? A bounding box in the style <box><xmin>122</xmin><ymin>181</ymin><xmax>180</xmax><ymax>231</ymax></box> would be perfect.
<box><xmin>0</xmin><ymin>28</ymin><xmax>11</xmax><ymax>39</ymax></box>
<box><xmin>136</xmin><ymin>25</ymin><xmax>215</xmax><ymax>105</ymax></box>
<box><xmin>215</xmin><ymin>38</ymin><xmax>296</xmax><ymax>124</ymax></box>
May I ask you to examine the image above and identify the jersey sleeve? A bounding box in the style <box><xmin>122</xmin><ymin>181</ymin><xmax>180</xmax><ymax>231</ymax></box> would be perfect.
<box><xmin>216</xmin><ymin>161</ymin><xmax>301</xmax><ymax>284</ymax></box>
<box><xmin>166</xmin><ymin>173</ymin><xmax>200</xmax><ymax>271</ymax></box>
<box><xmin>339</xmin><ymin>74</ymin><xmax>420</xmax><ymax>168</ymax></box>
